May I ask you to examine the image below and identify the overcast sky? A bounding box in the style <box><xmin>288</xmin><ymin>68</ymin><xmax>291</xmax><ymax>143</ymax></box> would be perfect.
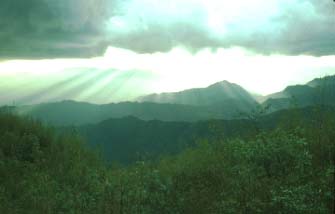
<box><xmin>0</xmin><ymin>0</ymin><xmax>334</xmax><ymax>105</ymax></box>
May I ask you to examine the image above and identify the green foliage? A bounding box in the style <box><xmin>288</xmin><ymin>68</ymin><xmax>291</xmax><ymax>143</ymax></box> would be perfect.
<box><xmin>0</xmin><ymin>108</ymin><xmax>334</xmax><ymax>213</ymax></box>
<box><xmin>104</xmin><ymin>126</ymin><xmax>333</xmax><ymax>213</ymax></box>
<box><xmin>0</xmin><ymin>113</ymin><xmax>108</xmax><ymax>213</ymax></box>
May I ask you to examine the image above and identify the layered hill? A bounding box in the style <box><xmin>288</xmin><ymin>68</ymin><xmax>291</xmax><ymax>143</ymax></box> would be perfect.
<box><xmin>77</xmin><ymin>116</ymin><xmax>257</xmax><ymax>163</ymax></box>
<box><xmin>76</xmin><ymin>105</ymin><xmax>335</xmax><ymax>164</ymax></box>
<box><xmin>12</xmin><ymin>101</ymin><xmax>228</xmax><ymax>126</ymax></box>
<box><xmin>263</xmin><ymin>75</ymin><xmax>335</xmax><ymax>112</ymax></box>
<box><xmin>7</xmin><ymin>80</ymin><xmax>261</xmax><ymax>125</ymax></box>
<box><xmin>4</xmin><ymin>76</ymin><xmax>334</xmax><ymax>126</ymax></box>
<box><xmin>138</xmin><ymin>80</ymin><xmax>258</xmax><ymax>112</ymax></box>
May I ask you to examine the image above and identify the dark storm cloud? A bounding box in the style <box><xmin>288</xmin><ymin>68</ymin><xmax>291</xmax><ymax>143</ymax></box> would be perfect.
<box><xmin>0</xmin><ymin>0</ymin><xmax>116</xmax><ymax>59</ymax></box>
<box><xmin>0</xmin><ymin>0</ymin><xmax>334</xmax><ymax>59</ymax></box>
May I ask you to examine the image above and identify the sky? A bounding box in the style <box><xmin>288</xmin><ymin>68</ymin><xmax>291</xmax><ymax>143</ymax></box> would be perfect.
<box><xmin>0</xmin><ymin>0</ymin><xmax>334</xmax><ymax>105</ymax></box>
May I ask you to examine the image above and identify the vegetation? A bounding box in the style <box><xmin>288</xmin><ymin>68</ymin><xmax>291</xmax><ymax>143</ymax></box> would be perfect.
<box><xmin>77</xmin><ymin>106</ymin><xmax>334</xmax><ymax>164</ymax></box>
<box><xmin>0</xmin><ymin>105</ymin><xmax>334</xmax><ymax>213</ymax></box>
<box><xmin>0</xmin><ymin>112</ymin><xmax>108</xmax><ymax>213</ymax></box>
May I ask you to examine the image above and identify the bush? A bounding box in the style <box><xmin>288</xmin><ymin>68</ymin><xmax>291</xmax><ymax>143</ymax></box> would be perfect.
<box><xmin>0</xmin><ymin>111</ymin><xmax>333</xmax><ymax>213</ymax></box>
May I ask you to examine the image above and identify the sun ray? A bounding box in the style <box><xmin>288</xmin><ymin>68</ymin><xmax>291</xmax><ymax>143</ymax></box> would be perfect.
<box><xmin>76</xmin><ymin>69</ymin><xmax>123</xmax><ymax>101</ymax></box>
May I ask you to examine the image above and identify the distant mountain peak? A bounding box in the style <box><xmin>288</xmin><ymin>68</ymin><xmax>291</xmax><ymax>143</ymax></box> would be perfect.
<box><xmin>207</xmin><ymin>80</ymin><xmax>235</xmax><ymax>88</ymax></box>
<box><xmin>137</xmin><ymin>79</ymin><xmax>257</xmax><ymax>110</ymax></box>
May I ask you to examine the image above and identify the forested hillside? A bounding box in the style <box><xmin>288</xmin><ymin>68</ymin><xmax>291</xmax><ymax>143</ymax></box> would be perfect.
<box><xmin>0</xmin><ymin>111</ymin><xmax>108</xmax><ymax>213</ymax></box>
<box><xmin>77</xmin><ymin>106</ymin><xmax>335</xmax><ymax>164</ymax></box>
<box><xmin>78</xmin><ymin>116</ymin><xmax>256</xmax><ymax>163</ymax></box>
<box><xmin>1</xmin><ymin>106</ymin><xmax>334</xmax><ymax>213</ymax></box>
<box><xmin>263</xmin><ymin>75</ymin><xmax>335</xmax><ymax>112</ymax></box>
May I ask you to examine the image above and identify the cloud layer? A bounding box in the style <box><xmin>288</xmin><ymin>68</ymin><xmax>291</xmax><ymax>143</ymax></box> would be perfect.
<box><xmin>0</xmin><ymin>0</ymin><xmax>334</xmax><ymax>59</ymax></box>
<box><xmin>0</xmin><ymin>0</ymin><xmax>115</xmax><ymax>59</ymax></box>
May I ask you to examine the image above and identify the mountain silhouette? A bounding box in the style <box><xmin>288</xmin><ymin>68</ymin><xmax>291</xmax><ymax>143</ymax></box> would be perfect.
<box><xmin>138</xmin><ymin>80</ymin><xmax>257</xmax><ymax>107</ymax></box>
<box><xmin>263</xmin><ymin>75</ymin><xmax>335</xmax><ymax>112</ymax></box>
<box><xmin>10</xmin><ymin>80</ymin><xmax>262</xmax><ymax>125</ymax></box>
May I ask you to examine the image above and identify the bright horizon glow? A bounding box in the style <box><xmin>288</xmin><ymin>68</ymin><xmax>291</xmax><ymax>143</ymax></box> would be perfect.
<box><xmin>0</xmin><ymin>46</ymin><xmax>335</xmax><ymax>105</ymax></box>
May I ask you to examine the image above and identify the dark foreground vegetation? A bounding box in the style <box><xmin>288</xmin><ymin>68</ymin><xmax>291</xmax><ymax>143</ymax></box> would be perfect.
<box><xmin>0</xmin><ymin>106</ymin><xmax>334</xmax><ymax>213</ymax></box>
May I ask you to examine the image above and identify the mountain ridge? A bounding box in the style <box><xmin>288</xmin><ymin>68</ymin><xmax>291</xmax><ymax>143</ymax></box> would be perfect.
<box><xmin>11</xmin><ymin>100</ymin><xmax>232</xmax><ymax>126</ymax></box>
<box><xmin>263</xmin><ymin>75</ymin><xmax>335</xmax><ymax>112</ymax></box>
<box><xmin>137</xmin><ymin>80</ymin><xmax>256</xmax><ymax>106</ymax></box>
<box><xmin>3</xmin><ymin>75</ymin><xmax>334</xmax><ymax>126</ymax></box>
<box><xmin>76</xmin><ymin>105</ymin><xmax>335</xmax><ymax>163</ymax></box>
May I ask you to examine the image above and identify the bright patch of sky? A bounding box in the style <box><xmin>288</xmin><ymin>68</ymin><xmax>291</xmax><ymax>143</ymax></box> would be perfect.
<box><xmin>1</xmin><ymin>46</ymin><xmax>334</xmax><ymax>105</ymax></box>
